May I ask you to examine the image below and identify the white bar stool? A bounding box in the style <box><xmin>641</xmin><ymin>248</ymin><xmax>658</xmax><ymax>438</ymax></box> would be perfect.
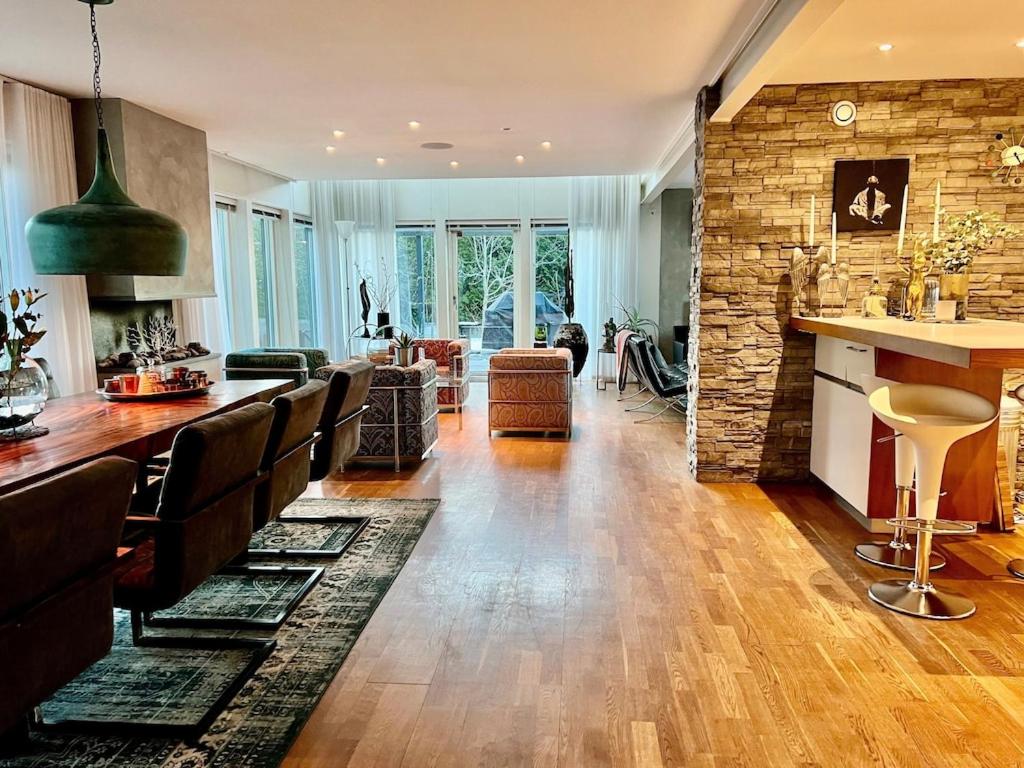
<box><xmin>855</xmin><ymin>376</ymin><xmax>945</xmax><ymax>572</ymax></box>
<box><xmin>865</xmin><ymin>382</ymin><xmax>997</xmax><ymax>620</ymax></box>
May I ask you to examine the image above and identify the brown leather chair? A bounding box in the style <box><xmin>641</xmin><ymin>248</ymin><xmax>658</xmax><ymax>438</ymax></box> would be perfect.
<box><xmin>253</xmin><ymin>380</ymin><xmax>329</xmax><ymax>532</ymax></box>
<box><xmin>0</xmin><ymin>457</ymin><xmax>135</xmax><ymax>737</ymax></box>
<box><xmin>114</xmin><ymin>402</ymin><xmax>274</xmax><ymax>642</ymax></box>
<box><xmin>310</xmin><ymin>360</ymin><xmax>374</xmax><ymax>481</ymax></box>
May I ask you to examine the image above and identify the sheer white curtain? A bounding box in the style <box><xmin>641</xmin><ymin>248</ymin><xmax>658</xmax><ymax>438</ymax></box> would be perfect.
<box><xmin>0</xmin><ymin>81</ymin><xmax>96</xmax><ymax>395</ymax></box>
<box><xmin>569</xmin><ymin>175</ymin><xmax>640</xmax><ymax>377</ymax></box>
<box><xmin>311</xmin><ymin>181</ymin><xmax>396</xmax><ymax>360</ymax></box>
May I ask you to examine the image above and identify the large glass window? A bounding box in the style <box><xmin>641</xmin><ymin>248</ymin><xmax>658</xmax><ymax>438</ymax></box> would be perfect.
<box><xmin>252</xmin><ymin>210</ymin><xmax>278</xmax><ymax>347</ymax></box>
<box><xmin>453</xmin><ymin>227</ymin><xmax>516</xmax><ymax>363</ymax></box>
<box><xmin>293</xmin><ymin>217</ymin><xmax>317</xmax><ymax>346</ymax></box>
<box><xmin>396</xmin><ymin>227</ymin><xmax>436</xmax><ymax>337</ymax></box>
<box><xmin>533</xmin><ymin>224</ymin><xmax>570</xmax><ymax>345</ymax></box>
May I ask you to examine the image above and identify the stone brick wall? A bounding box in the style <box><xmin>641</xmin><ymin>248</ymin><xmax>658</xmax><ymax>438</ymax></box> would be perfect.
<box><xmin>691</xmin><ymin>78</ymin><xmax>1024</xmax><ymax>482</ymax></box>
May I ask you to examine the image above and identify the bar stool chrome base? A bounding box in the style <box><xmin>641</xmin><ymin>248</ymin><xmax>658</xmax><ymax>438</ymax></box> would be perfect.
<box><xmin>1007</xmin><ymin>559</ymin><xmax>1024</xmax><ymax>579</ymax></box>
<box><xmin>868</xmin><ymin>579</ymin><xmax>975</xmax><ymax>620</ymax></box>
<box><xmin>854</xmin><ymin>542</ymin><xmax>945</xmax><ymax>571</ymax></box>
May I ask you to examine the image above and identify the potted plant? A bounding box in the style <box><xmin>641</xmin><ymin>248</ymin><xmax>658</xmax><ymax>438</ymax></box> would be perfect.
<box><xmin>553</xmin><ymin>248</ymin><xmax>589</xmax><ymax>377</ymax></box>
<box><xmin>934</xmin><ymin>210</ymin><xmax>1018</xmax><ymax>321</ymax></box>
<box><xmin>393</xmin><ymin>330</ymin><xmax>416</xmax><ymax>367</ymax></box>
<box><xmin>0</xmin><ymin>288</ymin><xmax>50</xmax><ymax>441</ymax></box>
<box><xmin>614</xmin><ymin>299</ymin><xmax>659</xmax><ymax>339</ymax></box>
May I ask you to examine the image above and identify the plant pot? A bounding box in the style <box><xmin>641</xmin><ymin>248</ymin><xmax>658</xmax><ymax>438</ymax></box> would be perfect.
<box><xmin>939</xmin><ymin>272</ymin><xmax>970</xmax><ymax>321</ymax></box>
<box><xmin>377</xmin><ymin>312</ymin><xmax>393</xmax><ymax>339</ymax></box>
<box><xmin>0</xmin><ymin>356</ymin><xmax>50</xmax><ymax>441</ymax></box>
<box><xmin>553</xmin><ymin>322</ymin><xmax>589</xmax><ymax>378</ymax></box>
<box><xmin>395</xmin><ymin>347</ymin><xmax>414</xmax><ymax>367</ymax></box>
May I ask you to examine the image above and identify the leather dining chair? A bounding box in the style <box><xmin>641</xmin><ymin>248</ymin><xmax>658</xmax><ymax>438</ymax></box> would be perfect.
<box><xmin>113</xmin><ymin>402</ymin><xmax>274</xmax><ymax>643</ymax></box>
<box><xmin>310</xmin><ymin>360</ymin><xmax>374</xmax><ymax>481</ymax></box>
<box><xmin>0</xmin><ymin>457</ymin><xmax>135</xmax><ymax>740</ymax></box>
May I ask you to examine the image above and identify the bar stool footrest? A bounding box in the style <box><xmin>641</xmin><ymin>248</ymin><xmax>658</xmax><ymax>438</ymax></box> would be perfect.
<box><xmin>885</xmin><ymin>518</ymin><xmax>977</xmax><ymax>535</ymax></box>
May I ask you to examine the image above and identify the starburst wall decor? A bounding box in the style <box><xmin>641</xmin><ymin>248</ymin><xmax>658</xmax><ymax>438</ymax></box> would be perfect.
<box><xmin>989</xmin><ymin>131</ymin><xmax>1024</xmax><ymax>186</ymax></box>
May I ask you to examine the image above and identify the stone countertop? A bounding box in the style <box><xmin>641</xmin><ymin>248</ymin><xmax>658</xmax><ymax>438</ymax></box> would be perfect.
<box><xmin>789</xmin><ymin>316</ymin><xmax>1024</xmax><ymax>369</ymax></box>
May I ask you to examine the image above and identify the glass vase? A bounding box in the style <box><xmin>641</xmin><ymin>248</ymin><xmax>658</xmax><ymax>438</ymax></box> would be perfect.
<box><xmin>939</xmin><ymin>272</ymin><xmax>970</xmax><ymax>321</ymax></box>
<box><xmin>0</xmin><ymin>356</ymin><xmax>50</xmax><ymax>441</ymax></box>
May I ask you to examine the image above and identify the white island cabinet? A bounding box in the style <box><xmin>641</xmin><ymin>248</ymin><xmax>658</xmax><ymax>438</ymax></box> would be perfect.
<box><xmin>809</xmin><ymin>336</ymin><xmax>876</xmax><ymax>525</ymax></box>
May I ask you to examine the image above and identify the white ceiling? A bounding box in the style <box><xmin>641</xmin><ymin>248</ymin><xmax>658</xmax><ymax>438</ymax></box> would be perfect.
<box><xmin>1</xmin><ymin>0</ymin><xmax>768</xmax><ymax>181</ymax></box>
<box><xmin>769</xmin><ymin>0</ymin><xmax>1024</xmax><ymax>85</ymax></box>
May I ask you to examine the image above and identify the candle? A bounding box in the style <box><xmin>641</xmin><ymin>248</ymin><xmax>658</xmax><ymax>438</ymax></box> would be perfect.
<box><xmin>831</xmin><ymin>212</ymin><xmax>837</xmax><ymax>265</ymax></box>
<box><xmin>932</xmin><ymin>180</ymin><xmax>941</xmax><ymax>241</ymax></box>
<box><xmin>897</xmin><ymin>184</ymin><xmax>908</xmax><ymax>256</ymax></box>
<box><xmin>809</xmin><ymin>194</ymin><xmax>816</xmax><ymax>248</ymax></box>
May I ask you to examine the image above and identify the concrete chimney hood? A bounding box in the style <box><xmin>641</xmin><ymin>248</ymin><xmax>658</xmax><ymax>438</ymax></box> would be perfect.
<box><xmin>71</xmin><ymin>98</ymin><xmax>215</xmax><ymax>301</ymax></box>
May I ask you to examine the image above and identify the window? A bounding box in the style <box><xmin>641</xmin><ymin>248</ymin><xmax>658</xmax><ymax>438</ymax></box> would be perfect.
<box><xmin>0</xmin><ymin>170</ymin><xmax>10</xmax><ymax>296</ymax></box>
<box><xmin>395</xmin><ymin>227</ymin><xmax>436</xmax><ymax>337</ymax></box>
<box><xmin>293</xmin><ymin>217</ymin><xmax>317</xmax><ymax>346</ymax></box>
<box><xmin>533</xmin><ymin>223</ymin><xmax>570</xmax><ymax>344</ymax></box>
<box><xmin>451</xmin><ymin>225</ymin><xmax>517</xmax><ymax>362</ymax></box>
<box><xmin>251</xmin><ymin>208</ymin><xmax>279</xmax><ymax>347</ymax></box>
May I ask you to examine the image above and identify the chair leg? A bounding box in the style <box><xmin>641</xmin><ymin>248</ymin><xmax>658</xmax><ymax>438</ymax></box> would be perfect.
<box><xmin>618</xmin><ymin>385</ymin><xmax>649</xmax><ymax>402</ymax></box>
<box><xmin>634</xmin><ymin>397</ymin><xmax>687</xmax><ymax>424</ymax></box>
<box><xmin>624</xmin><ymin>394</ymin><xmax>658</xmax><ymax>412</ymax></box>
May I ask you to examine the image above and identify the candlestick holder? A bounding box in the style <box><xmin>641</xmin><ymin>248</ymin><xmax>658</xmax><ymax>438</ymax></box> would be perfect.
<box><xmin>816</xmin><ymin>261</ymin><xmax>850</xmax><ymax>317</ymax></box>
<box><xmin>790</xmin><ymin>245</ymin><xmax>826</xmax><ymax>317</ymax></box>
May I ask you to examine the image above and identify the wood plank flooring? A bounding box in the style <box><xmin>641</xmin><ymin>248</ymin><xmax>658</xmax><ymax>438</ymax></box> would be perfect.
<box><xmin>284</xmin><ymin>384</ymin><xmax>1024</xmax><ymax>767</ymax></box>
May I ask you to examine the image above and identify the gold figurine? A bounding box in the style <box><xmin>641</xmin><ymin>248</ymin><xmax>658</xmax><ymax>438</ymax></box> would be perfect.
<box><xmin>900</xmin><ymin>238</ymin><xmax>935</xmax><ymax>321</ymax></box>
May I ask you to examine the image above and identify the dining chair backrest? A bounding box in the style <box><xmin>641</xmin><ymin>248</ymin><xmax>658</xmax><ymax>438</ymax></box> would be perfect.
<box><xmin>151</xmin><ymin>402</ymin><xmax>274</xmax><ymax>602</ymax></box>
<box><xmin>311</xmin><ymin>360</ymin><xmax>374</xmax><ymax>481</ymax></box>
<box><xmin>0</xmin><ymin>456</ymin><xmax>135</xmax><ymax>734</ymax></box>
<box><xmin>254</xmin><ymin>380</ymin><xmax>329</xmax><ymax>530</ymax></box>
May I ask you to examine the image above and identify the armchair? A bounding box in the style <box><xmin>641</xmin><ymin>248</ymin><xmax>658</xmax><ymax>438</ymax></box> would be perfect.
<box><xmin>412</xmin><ymin>339</ymin><xmax>470</xmax><ymax>412</ymax></box>
<box><xmin>355</xmin><ymin>359</ymin><xmax>439</xmax><ymax>471</ymax></box>
<box><xmin>487</xmin><ymin>348</ymin><xmax>573</xmax><ymax>437</ymax></box>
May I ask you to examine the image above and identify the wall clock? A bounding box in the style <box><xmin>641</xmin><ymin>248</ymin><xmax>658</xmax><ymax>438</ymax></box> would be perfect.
<box><xmin>989</xmin><ymin>131</ymin><xmax>1024</xmax><ymax>185</ymax></box>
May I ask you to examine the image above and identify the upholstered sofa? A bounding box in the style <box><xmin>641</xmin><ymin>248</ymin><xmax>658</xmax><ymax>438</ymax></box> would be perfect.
<box><xmin>412</xmin><ymin>338</ymin><xmax>470</xmax><ymax>411</ymax></box>
<box><xmin>353</xmin><ymin>359</ymin><xmax>439</xmax><ymax>470</ymax></box>
<box><xmin>225</xmin><ymin>347</ymin><xmax>330</xmax><ymax>386</ymax></box>
<box><xmin>488</xmin><ymin>348</ymin><xmax>573</xmax><ymax>437</ymax></box>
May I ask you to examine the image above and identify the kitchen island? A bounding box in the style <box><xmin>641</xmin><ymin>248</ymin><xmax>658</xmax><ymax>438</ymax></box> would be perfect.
<box><xmin>790</xmin><ymin>315</ymin><xmax>1024</xmax><ymax>529</ymax></box>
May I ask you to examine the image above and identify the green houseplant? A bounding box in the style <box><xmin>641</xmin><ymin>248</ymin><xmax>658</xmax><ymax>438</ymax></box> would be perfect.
<box><xmin>393</xmin><ymin>330</ymin><xmax>416</xmax><ymax>367</ymax></box>
<box><xmin>934</xmin><ymin>210</ymin><xmax>1018</xmax><ymax>320</ymax></box>
<box><xmin>614</xmin><ymin>299</ymin><xmax>659</xmax><ymax>339</ymax></box>
<box><xmin>0</xmin><ymin>288</ymin><xmax>50</xmax><ymax>440</ymax></box>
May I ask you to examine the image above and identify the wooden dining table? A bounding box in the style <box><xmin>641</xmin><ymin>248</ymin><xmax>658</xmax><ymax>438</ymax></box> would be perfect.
<box><xmin>0</xmin><ymin>378</ymin><xmax>293</xmax><ymax>496</ymax></box>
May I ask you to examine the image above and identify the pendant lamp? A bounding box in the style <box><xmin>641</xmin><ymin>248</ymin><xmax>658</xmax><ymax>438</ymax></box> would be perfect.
<box><xmin>26</xmin><ymin>0</ymin><xmax>187</xmax><ymax>276</ymax></box>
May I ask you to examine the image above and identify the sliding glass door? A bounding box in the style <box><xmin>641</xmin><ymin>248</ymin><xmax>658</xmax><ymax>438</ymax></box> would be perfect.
<box><xmin>533</xmin><ymin>224</ymin><xmax>569</xmax><ymax>345</ymax></box>
<box><xmin>448</xmin><ymin>226</ymin><xmax>517</xmax><ymax>365</ymax></box>
<box><xmin>251</xmin><ymin>210</ymin><xmax>278</xmax><ymax>347</ymax></box>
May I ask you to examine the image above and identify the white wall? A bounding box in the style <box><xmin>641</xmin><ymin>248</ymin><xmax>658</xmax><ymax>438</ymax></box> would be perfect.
<box><xmin>209</xmin><ymin>153</ymin><xmax>310</xmax><ymax>215</ymax></box>
<box><xmin>638</xmin><ymin>195</ymin><xmax>662</xmax><ymax>328</ymax></box>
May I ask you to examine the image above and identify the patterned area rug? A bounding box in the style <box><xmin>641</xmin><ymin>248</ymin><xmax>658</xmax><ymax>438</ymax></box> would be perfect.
<box><xmin>248</xmin><ymin>509</ymin><xmax>370</xmax><ymax>556</ymax></box>
<box><xmin>1</xmin><ymin>497</ymin><xmax>439</xmax><ymax>768</ymax></box>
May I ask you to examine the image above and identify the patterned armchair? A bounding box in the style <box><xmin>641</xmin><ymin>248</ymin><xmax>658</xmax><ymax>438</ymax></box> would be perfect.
<box><xmin>224</xmin><ymin>347</ymin><xmax>330</xmax><ymax>387</ymax></box>
<box><xmin>355</xmin><ymin>359</ymin><xmax>439</xmax><ymax>471</ymax></box>
<box><xmin>412</xmin><ymin>339</ymin><xmax>470</xmax><ymax>411</ymax></box>
<box><xmin>488</xmin><ymin>348</ymin><xmax>573</xmax><ymax>437</ymax></box>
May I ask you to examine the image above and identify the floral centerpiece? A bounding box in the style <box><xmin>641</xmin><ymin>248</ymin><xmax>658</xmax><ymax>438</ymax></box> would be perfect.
<box><xmin>933</xmin><ymin>210</ymin><xmax>1018</xmax><ymax>320</ymax></box>
<box><xmin>0</xmin><ymin>288</ymin><xmax>50</xmax><ymax>440</ymax></box>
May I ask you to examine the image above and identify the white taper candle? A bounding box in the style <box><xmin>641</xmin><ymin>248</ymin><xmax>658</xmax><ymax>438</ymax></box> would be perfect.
<box><xmin>932</xmin><ymin>180</ymin><xmax>941</xmax><ymax>240</ymax></box>
<box><xmin>897</xmin><ymin>184</ymin><xmax>908</xmax><ymax>256</ymax></box>
<box><xmin>831</xmin><ymin>212</ymin><xmax>837</xmax><ymax>265</ymax></box>
<box><xmin>809</xmin><ymin>194</ymin><xmax>815</xmax><ymax>248</ymax></box>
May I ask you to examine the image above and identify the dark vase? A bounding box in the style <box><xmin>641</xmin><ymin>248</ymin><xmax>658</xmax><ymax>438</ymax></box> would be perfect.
<box><xmin>376</xmin><ymin>311</ymin><xmax>393</xmax><ymax>339</ymax></box>
<box><xmin>553</xmin><ymin>322</ymin><xmax>589</xmax><ymax>378</ymax></box>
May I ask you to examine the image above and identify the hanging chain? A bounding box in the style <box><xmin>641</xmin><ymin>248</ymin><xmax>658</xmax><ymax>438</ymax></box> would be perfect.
<box><xmin>90</xmin><ymin>2</ymin><xmax>104</xmax><ymax>129</ymax></box>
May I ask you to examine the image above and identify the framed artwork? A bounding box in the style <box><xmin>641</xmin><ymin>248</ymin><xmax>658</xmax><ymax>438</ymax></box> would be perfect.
<box><xmin>832</xmin><ymin>159</ymin><xmax>910</xmax><ymax>233</ymax></box>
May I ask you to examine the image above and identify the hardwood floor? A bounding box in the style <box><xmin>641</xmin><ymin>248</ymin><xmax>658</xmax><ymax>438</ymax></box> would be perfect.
<box><xmin>284</xmin><ymin>384</ymin><xmax>1024</xmax><ymax>767</ymax></box>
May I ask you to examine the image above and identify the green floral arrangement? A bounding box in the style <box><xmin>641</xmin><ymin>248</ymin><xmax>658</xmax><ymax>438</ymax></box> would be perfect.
<box><xmin>936</xmin><ymin>210</ymin><xmax>1018</xmax><ymax>274</ymax></box>
<box><xmin>1</xmin><ymin>288</ymin><xmax>47</xmax><ymax>372</ymax></box>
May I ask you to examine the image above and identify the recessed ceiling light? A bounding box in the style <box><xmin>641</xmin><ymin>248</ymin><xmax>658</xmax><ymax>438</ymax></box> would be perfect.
<box><xmin>449</xmin><ymin>160</ymin><xmax>460</xmax><ymax>169</ymax></box>
<box><xmin>333</xmin><ymin>129</ymin><xmax>345</xmax><ymax>139</ymax></box>
<box><xmin>325</xmin><ymin>145</ymin><xmax>336</xmax><ymax>154</ymax></box>
<box><xmin>408</xmin><ymin>120</ymin><xmax>421</xmax><ymax>130</ymax></box>
<box><xmin>502</xmin><ymin>127</ymin><xmax>512</xmax><ymax>132</ymax></box>
<box><xmin>515</xmin><ymin>155</ymin><xmax>525</xmax><ymax>164</ymax></box>
<box><xmin>540</xmin><ymin>141</ymin><xmax>552</xmax><ymax>150</ymax></box>
<box><xmin>1017</xmin><ymin>40</ymin><xmax>1024</xmax><ymax>49</ymax></box>
<box><xmin>376</xmin><ymin>157</ymin><xmax>387</xmax><ymax>166</ymax></box>
<box><xmin>878</xmin><ymin>43</ymin><xmax>893</xmax><ymax>52</ymax></box>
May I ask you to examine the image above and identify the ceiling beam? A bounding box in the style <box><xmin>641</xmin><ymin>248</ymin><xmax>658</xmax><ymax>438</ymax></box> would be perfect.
<box><xmin>641</xmin><ymin>113</ymin><xmax>696</xmax><ymax>204</ymax></box>
<box><xmin>712</xmin><ymin>0</ymin><xmax>845</xmax><ymax>123</ymax></box>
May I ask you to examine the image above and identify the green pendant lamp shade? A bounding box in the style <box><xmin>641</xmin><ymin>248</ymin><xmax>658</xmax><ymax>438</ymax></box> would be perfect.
<box><xmin>25</xmin><ymin>0</ymin><xmax>187</xmax><ymax>276</ymax></box>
